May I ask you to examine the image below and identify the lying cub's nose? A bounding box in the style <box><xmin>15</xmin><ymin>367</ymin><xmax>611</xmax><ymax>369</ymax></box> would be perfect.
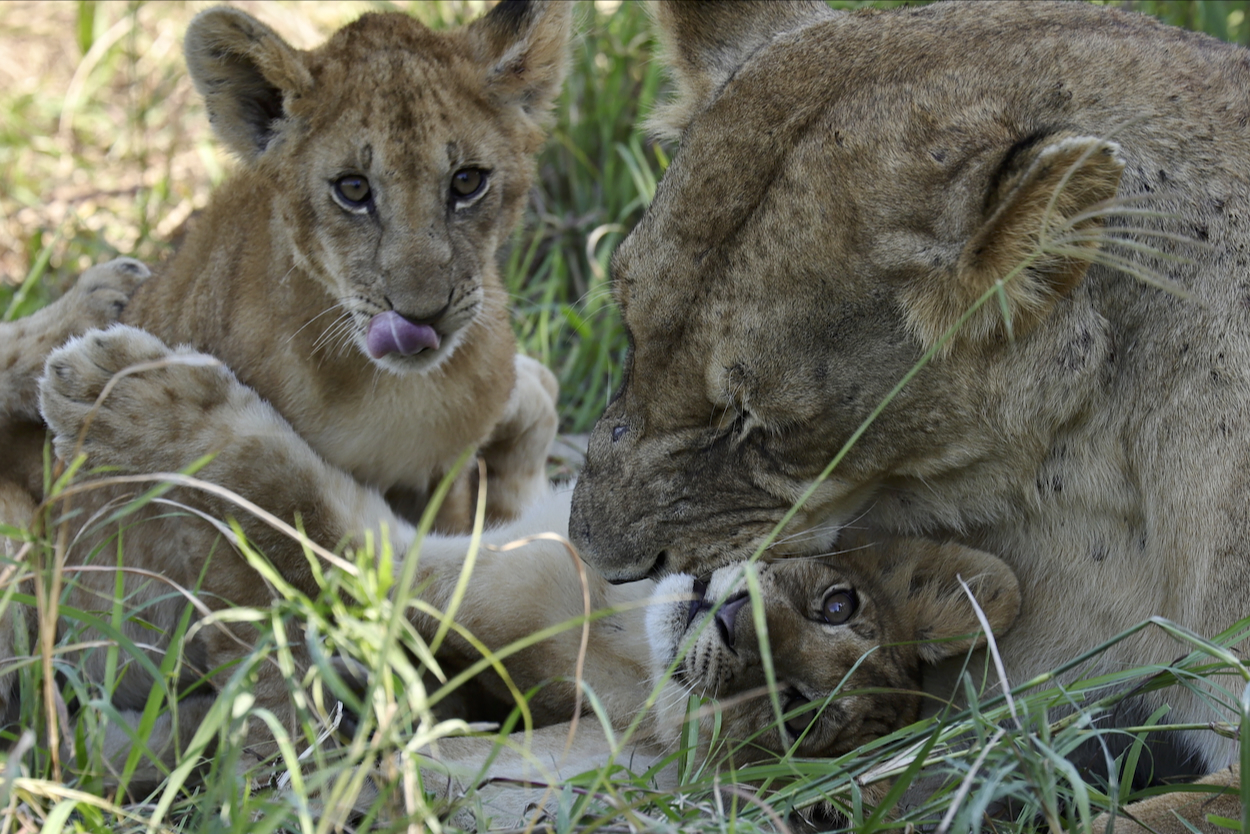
<box><xmin>714</xmin><ymin>593</ymin><xmax>750</xmax><ymax>648</ymax></box>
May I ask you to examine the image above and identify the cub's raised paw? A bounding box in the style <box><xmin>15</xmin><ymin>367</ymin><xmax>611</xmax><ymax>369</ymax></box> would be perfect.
<box><xmin>65</xmin><ymin>257</ymin><xmax>151</xmax><ymax>331</ymax></box>
<box><xmin>39</xmin><ymin>325</ymin><xmax>242</xmax><ymax>471</ymax></box>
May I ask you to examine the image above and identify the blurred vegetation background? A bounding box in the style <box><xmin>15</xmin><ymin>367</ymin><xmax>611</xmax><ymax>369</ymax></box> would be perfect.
<box><xmin>1</xmin><ymin>0</ymin><xmax>1248</xmax><ymax>433</ymax></box>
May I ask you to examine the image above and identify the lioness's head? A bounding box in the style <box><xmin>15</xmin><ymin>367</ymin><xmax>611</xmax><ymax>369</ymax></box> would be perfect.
<box><xmin>571</xmin><ymin>1</ymin><xmax>1150</xmax><ymax>580</ymax></box>
<box><xmin>646</xmin><ymin>533</ymin><xmax>1020</xmax><ymax>759</ymax></box>
<box><xmin>183</xmin><ymin>2</ymin><xmax>569</xmax><ymax>373</ymax></box>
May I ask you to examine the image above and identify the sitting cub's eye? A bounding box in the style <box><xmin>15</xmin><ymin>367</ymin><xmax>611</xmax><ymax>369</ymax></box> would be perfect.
<box><xmin>821</xmin><ymin>588</ymin><xmax>858</xmax><ymax>625</ymax></box>
<box><xmin>450</xmin><ymin>168</ymin><xmax>487</xmax><ymax>201</ymax></box>
<box><xmin>334</xmin><ymin>176</ymin><xmax>372</xmax><ymax>211</ymax></box>
<box><xmin>783</xmin><ymin>692</ymin><xmax>815</xmax><ymax>738</ymax></box>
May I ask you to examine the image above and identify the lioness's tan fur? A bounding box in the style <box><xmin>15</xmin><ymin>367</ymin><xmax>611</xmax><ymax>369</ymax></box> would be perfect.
<box><xmin>570</xmin><ymin>0</ymin><xmax>1250</xmax><ymax>792</ymax></box>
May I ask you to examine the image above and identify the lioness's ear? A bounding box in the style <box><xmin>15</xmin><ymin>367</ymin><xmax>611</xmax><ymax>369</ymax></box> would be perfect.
<box><xmin>647</xmin><ymin>0</ymin><xmax>836</xmax><ymax>141</ymax></box>
<box><xmin>902</xmin><ymin>134</ymin><xmax>1126</xmax><ymax>348</ymax></box>
<box><xmin>184</xmin><ymin>8</ymin><xmax>312</xmax><ymax>161</ymax></box>
<box><xmin>466</xmin><ymin>0</ymin><xmax>571</xmax><ymax>127</ymax></box>
<box><xmin>901</xmin><ymin>541</ymin><xmax>1021</xmax><ymax>665</ymax></box>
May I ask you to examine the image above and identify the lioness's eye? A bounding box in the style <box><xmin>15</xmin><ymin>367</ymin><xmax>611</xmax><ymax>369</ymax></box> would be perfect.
<box><xmin>334</xmin><ymin>176</ymin><xmax>372</xmax><ymax>210</ymax></box>
<box><xmin>450</xmin><ymin>167</ymin><xmax>487</xmax><ymax>201</ymax></box>
<box><xmin>821</xmin><ymin>589</ymin><xmax>858</xmax><ymax>625</ymax></box>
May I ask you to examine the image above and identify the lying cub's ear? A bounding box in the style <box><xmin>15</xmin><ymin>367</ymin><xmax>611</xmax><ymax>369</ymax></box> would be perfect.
<box><xmin>901</xmin><ymin>134</ymin><xmax>1126</xmax><ymax>349</ymax></box>
<box><xmin>466</xmin><ymin>0</ymin><xmax>571</xmax><ymax>134</ymax></box>
<box><xmin>647</xmin><ymin>0</ymin><xmax>836</xmax><ymax>141</ymax></box>
<box><xmin>900</xmin><ymin>541</ymin><xmax>1021</xmax><ymax>665</ymax></box>
<box><xmin>184</xmin><ymin>8</ymin><xmax>312</xmax><ymax>161</ymax></box>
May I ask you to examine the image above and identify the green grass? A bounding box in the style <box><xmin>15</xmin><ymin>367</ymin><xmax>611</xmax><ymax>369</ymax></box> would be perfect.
<box><xmin>3</xmin><ymin>1</ymin><xmax>1250</xmax><ymax>833</ymax></box>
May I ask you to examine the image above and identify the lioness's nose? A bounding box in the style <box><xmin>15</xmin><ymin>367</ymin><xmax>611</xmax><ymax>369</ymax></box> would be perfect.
<box><xmin>714</xmin><ymin>593</ymin><xmax>750</xmax><ymax>648</ymax></box>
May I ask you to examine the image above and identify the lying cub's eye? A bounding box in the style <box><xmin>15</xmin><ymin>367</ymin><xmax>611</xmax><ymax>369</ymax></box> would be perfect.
<box><xmin>450</xmin><ymin>168</ymin><xmax>487</xmax><ymax>202</ymax></box>
<box><xmin>783</xmin><ymin>692</ymin><xmax>815</xmax><ymax>738</ymax></box>
<box><xmin>333</xmin><ymin>176</ymin><xmax>372</xmax><ymax>211</ymax></box>
<box><xmin>821</xmin><ymin>588</ymin><xmax>858</xmax><ymax>625</ymax></box>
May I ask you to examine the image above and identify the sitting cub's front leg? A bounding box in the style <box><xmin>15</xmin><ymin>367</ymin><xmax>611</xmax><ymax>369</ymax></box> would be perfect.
<box><xmin>38</xmin><ymin>325</ymin><xmax>406</xmax><ymax>764</ymax></box>
<box><xmin>477</xmin><ymin>353</ymin><xmax>559</xmax><ymax>524</ymax></box>
<box><xmin>39</xmin><ymin>325</ymin><xmax>403</xmax><ymax>573</ymax></box>
<box><xmin>39</xmin><ymin>326</ymin><xmax>643</xmax><ymax>740</ymax></box>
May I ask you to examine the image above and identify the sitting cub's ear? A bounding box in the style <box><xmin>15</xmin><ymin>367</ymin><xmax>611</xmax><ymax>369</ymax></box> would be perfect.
<box><xmin>899</xmin><ymin>541</ymin><xmax>1021</xmax><ymax>665</ymax></box>
<box><xmin>183</xmin><ymin>8</ymin><xmax>312</xmax><ymax>161</ymax></box>
<box><xmin>466</xmin><ymin>0</ymin><xmax>571</xmax><ymax>134</ymax></box>
<box><xmin>647</xmin><ymin>0</ymin><xmax>837</xmax><ymax>141</ymax></box>
<box><xmin>901</xmin><ymin>134</ymin><xmax>1126</xmax><ymax>349</ymax></box>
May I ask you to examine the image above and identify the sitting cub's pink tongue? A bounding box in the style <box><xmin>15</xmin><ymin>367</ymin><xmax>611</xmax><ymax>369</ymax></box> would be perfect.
<box><xmin>366</xmin><ymin>311</ymin><xmax>441</xmax><ymax>358</ymax></box>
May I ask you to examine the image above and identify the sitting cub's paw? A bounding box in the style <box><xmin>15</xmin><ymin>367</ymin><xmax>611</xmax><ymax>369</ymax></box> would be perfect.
<box><xmin>64</xmin><ymin>257</ymin><xmax>151</xmax><ymax>331</ymax></box>
<box><xmin>40</xmin><ymin>325</ymin><xmax>245</xmax><ymax>471</ymax></box>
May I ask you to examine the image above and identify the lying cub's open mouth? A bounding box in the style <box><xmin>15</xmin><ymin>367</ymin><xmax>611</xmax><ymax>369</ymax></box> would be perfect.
<box><xmin>366</xmin><ymin>311</ymin><xmax>442</xmax><ymax>359</ymax></box>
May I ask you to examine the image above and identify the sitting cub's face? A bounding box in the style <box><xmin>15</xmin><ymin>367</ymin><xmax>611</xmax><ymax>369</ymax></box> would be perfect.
<box><xmin>183</xmin><ymin>3</ymin><xmax>569</xmax><ymax>373</ymax></box>
<box><xmin>646</xmin><ymin>536</ymin><xmax>1020</xmax><ymax>760</ymax></box>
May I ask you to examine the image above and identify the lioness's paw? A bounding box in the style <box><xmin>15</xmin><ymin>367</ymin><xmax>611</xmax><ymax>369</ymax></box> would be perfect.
<box><xmin>65</xmin><ymin>258</ymin><xmax>151</xmax><ymax>331</ymax></box>
<box><xmin>39</xmin><ymin>325</ymin><xmax>236</xmax><ymax>469</ymax></box>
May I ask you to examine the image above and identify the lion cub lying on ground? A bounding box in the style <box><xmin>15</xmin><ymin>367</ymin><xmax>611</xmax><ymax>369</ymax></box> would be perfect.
<box><xmin>34</xmin><ymin>324</ymin><xmax>1021</xmax><ymax>822</ymax></box>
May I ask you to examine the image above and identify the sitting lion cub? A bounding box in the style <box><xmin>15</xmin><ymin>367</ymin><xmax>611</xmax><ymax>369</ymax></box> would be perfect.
<box><xmin>12</xmin><ymin>1</ymin><xmax>570</xmax><ymax>536</ymax></box>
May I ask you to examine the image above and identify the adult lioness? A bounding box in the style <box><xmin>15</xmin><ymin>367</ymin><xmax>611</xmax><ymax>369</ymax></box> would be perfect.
<box><xmin>569</xmin><ymin>0</ymin><xmax>1250</xmax><ymax>783</ymax></box>
<box><xmin>16</xmin><ymin>1</ymin><xmax>569</xmax><ymax>536</ymax></box>
<box><xmin>34</xmin><ymin>323</ymin><xmax>1021</xmax><ymax>824</ymax></box>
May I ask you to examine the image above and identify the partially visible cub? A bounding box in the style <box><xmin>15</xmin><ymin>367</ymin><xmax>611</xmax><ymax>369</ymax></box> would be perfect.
<box><xmin>0</xmin><ymin>257</ymin><xmax>150</xmax><ymax>532</ymax></box>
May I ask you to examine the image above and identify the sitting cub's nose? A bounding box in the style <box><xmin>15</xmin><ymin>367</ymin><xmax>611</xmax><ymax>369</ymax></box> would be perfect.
<box><xmin>714</xmin><ymin>592</ymin><xmax>750</xmax><ymax>648</ymax></box>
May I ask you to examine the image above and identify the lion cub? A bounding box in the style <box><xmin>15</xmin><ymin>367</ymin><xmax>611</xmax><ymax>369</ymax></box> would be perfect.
<box><xmin>99</xmin><ymin>2</ymin><xmax>569</xmax><ymax>532</ymax></box>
